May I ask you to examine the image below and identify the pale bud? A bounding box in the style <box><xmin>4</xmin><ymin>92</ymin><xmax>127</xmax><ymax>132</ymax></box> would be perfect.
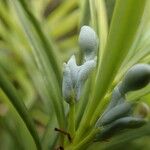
<box><xmin>79</xmin><ymin>26</ymin><xmax>98</xmax><ymax>61</ymax></box>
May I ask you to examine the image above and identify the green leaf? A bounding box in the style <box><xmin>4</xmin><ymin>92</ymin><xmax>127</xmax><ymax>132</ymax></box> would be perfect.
<box><xmin>88</xmin><ymin>0</ymin><xmax>147</xmax><ymax>125</ymax></box>
<box><xmin>16</xmin><ymin>0</ymin><xmax>61</xmax><ymax>84</ymax></box>
<box><xmin>0</xmin><ymin>67</ymin><xmax>41</xmax><ymax>150</ymax></box>
<box><xmin>93</xmin><ymin>0</ymin><xmax>147</xmax><ymax>109</ymax></box>
<box><xmin>11</xmin><ymin>0</ymin><xmax>66</xmax><ymax>130</ymax></box>
<box><xmin>74</xmin><ymin>0</ymin><xmax>147</xmax><ymax>143</ymax></box>
<box><xmin>95</xmin><ymin>0</ymin><xmax>108</xmax><ymax>62</ymax></box>
<box><xmin>79</xmin><ymin>0</ymin><xmax>90</xmax><ymax>27</ymax></box>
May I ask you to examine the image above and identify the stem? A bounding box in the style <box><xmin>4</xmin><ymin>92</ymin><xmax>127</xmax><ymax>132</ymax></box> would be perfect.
<box><xmin>75</xmin><ymin>79</ymin><xmax>91</xmax><ymax>129</ymax></box>
<box><xmin>72</xmin><ymin>94</ymin><xmax>95</xmax><ymax>144</ymax></box>
<box><xmin>67</xmin><ymin>128</ymin><xmax>100</xmax><ymax>150</ymax></box>
<box><xmin>73</xmin><ymin>94</ymin><xmax>109</xmax><ymax>143</ymax></box>
<box><xmin>74</xmin><ymin>128</ymin><xmax>99</xmax><ymax>150</ymax></box>
<box><xmin>90</xmin><ymin>94</ymin><xmax>110</xmax><ymax>126</ymax></box>
<box><xmin>68</xmin><ymin>102</ymin><xmax>75</xmax><ymax>139</ymax></box>
<box><xmin>79</xmin><ymin>0</ymin><xmax>90</xmax><ymax>27</ymax></box>
<box><xmin>55</xmin><ymin>128</ymin><xmax>72</xmax><ymax>142</ymax></box>
<box><xmin>89</xmin><ymin>0</ymin><xmax>98</xmax><ymax>32</ymax></box>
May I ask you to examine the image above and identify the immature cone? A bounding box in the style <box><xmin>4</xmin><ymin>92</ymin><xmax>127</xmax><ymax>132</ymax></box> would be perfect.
<box><xmin>62</xmin><ymin>26</ymin><xmax>98</xmax><ymax>103</ymax></box>
<box><xmin>96</xmin><ymin>102</ymin><xmax>133</xmax><ymax>127</ymax></box>
<box><xmin>62</xmin><ymin>55</ymin><xmax>96</xmax><ymax>103</ymax></box>
<box><xmin>62</xmin><ymin>63</ymin><xmax>73</xmax><ymax>103</ymax></box>
<box><xmin>119</xmin><ymin>64</ymin><xmax>150</xmax><ymax>94</ymax></box>
<box><xmin>79</xmin><ymin>26</ymin><xmax>98</xmax><ymax>61</ymax></box>
<box><xmin>95</xmin><ymin>116</ymin><xmax>146</xmax><ymax>141</ymax></box>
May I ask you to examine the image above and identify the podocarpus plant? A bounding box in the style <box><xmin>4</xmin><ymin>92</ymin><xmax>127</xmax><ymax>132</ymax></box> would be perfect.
<box><xmin>61</xmin><ymin>28</ymin><xmax>150</xmax><ymax>149</ymax></box>
<box><xmin>0</xmin><ymin>0</ymin><xmax>150</xmax><ymax>150</ymax></box>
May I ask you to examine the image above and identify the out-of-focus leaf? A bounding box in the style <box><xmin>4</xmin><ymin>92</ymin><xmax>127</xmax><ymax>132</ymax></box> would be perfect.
<box><xmin>0</xmin><ymin>67</ymin><xmax>41</xmax><ymax>150</ymax></box>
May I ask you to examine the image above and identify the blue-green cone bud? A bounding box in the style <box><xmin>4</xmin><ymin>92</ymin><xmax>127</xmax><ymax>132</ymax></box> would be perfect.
<box><xmin>67</xmin><ymin>55</ymin><xmax>79</xmax><ymax>87</ymax></box>
<box><xmin>95</xmin><ymin>116</ymin><xmax>146</xmax><ymax>141</ymax></box>
<box><xmin>79</xmin><ymin>26</ymin><xmax>98</xmax><ymax>61</ymax></box>
<box><xmin>75</xmin><ymin>58</ymin><xmax>96</xmax><ymax>100</ymax></box>
<box><xmin>96</xmin><ymin>102</ymin><xmax>133</xmax><ymax>127</ymax></box>
<box><xmin>119</xmin><ymin>64</ymin><xmax>150</xmax><ymax>94</ymax></box>
<box><xmin>62</xmin><ymin>55</ymin><xmax>96</xmax><ymax>102</ymax></box>
<box><xmin>62</xmin><ymin>63</ymin><xmax>74</xmax><ymax>103</ymax></box>
<box><xmin>103</xmin><ymin>85</ymin><xmax>125</xmax><ymax>115</ymax></box>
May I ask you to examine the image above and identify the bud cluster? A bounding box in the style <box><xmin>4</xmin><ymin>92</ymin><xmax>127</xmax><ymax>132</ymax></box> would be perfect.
<box><xmin>95</xmin><ymin>64</ymin><xmax>150</xmax><ymax>140</ymax></box>
<box><xmin>62</xmin><ymin>26</ymin><xmax>98</xmax><ymax>103</ymax></box>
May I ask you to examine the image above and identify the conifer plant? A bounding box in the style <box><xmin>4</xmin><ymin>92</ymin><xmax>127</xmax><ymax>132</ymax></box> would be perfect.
<box><xmin>0</xmin><ymin>0</ymin><xmax>150</xmax><ymax>150</ymax></box>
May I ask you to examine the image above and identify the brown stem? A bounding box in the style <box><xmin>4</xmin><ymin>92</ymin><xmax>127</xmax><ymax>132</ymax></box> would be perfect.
<box><xmin>54</xmin><ymin>128</ymin><xmax>72</xmax><ymax>142</ymax></box>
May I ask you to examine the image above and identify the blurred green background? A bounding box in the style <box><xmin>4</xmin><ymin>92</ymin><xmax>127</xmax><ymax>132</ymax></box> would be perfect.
<box><xmin>0</xmin><ymin>0</ymin><xmax>150</xmax><ymax>150</ymax></box>
<box><xmin>0</xmin><ymin>0</ymin><xmax>83</xmax><ymax>149</ymax></box>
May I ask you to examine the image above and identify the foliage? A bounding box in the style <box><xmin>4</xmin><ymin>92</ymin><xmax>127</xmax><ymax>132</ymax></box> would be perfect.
<box><xmin>0</xmin><ymin>0</ymin><xmax>150</xmax><ymax>150</ymax></box>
